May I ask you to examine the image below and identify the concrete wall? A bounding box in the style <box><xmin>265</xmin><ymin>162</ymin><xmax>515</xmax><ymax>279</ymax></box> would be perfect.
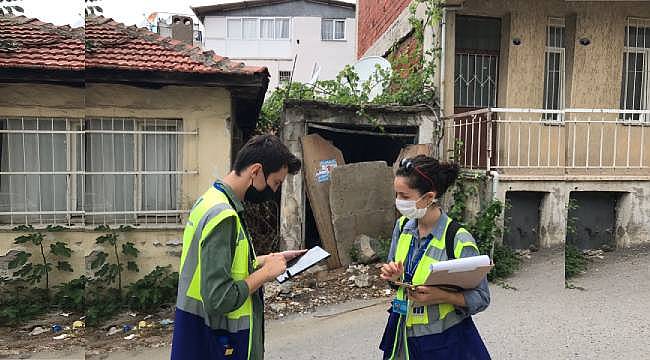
<box><xmin>203</xmin><ymin>15</ymin><xmax>357</xmax><ymax>94</ymax></box>
<box><xmin>0</xmin><ymin>82</ymin><xmax>233</xmax><ymax>285</ymax></box>
<box><xmin>329</xmin><ymin>161</ymin><xmax>395</xmax><ymax>265</ymax></box>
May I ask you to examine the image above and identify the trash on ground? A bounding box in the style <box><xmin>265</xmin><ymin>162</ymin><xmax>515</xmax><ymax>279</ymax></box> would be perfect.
<box><xmin>72</xmin><ymin>320</ymin><xmax>84</xmax><ymax>330</ymax></box>
<box><xmin>124</xmin><ymin>334</ymin><xmax>137</xmax><ymax>340</ymax></box>
<box><xmin>29</xmin><ymin>327</ymin><xmax>48</xmax><ymax>336</ymax></box>
<box><xmin>107</xmin><ymin>326</ymin><xmax>121</xmax><ymax>336</ymax></box>
<box><xmin>160</xmin><ymin>319</ymin><xmax>174</xmax><ymax>326</ymax></box>
<box><xmin>51</xmin><ymin>324</ymin><xmax>62</xmax><ymax>333</ymax></box>
<box><xmin>53</xmin><ymin>333</ymin><xmax>70</xmax><ymax>340</ymax></box>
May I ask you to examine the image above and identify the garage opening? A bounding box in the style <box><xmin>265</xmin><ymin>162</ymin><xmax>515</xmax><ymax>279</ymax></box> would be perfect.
<box><xmin>567</xmin><ymin>191</ymin><xmax>623</xmax><ymax>250</ymax></box>
<box><xmin>503</xmin><ymin>191</ymin><xmax>545</xmax><ymax>250</ymax></box>
<box><xmin>303</xmin><ymin>123</ymin><xmax>418</xmax><ymax>250</ymax></box>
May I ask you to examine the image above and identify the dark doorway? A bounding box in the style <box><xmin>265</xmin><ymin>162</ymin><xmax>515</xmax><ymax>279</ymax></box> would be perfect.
<box><xmin>303</xmin><ymin>124</ymin><xmax>418</xmax><ymax>249</ymax></box>
<box><xmin>504</xmin><ymin>191</ymin><xmax>544</xmax><ymax>250</ymax></box>
<box><xmin>567</xmin><ymin>192</ymin><xmax>620</xmax><ymax>250</ymax></box>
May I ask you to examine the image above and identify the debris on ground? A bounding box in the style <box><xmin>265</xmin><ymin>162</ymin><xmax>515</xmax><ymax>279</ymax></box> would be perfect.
<box><xmin>263</xmin><ymin>263</ymin><xmax>393</xmax><ymax>319</ymax></box>
<box><xmin>583</xmin><ymin>249</ymin><xmax>605</xmax><ymax>259</ymax></box>
<box><xmin>514</xmin><ymin>249</ymin><xmax>532</xmax><ymax>259</ymax></box>
<box><xmin>29</xmin><ymin>327</ymin><xmax>48</xmax><ymax>336</ymax></box>
<box><xmin>353</xmin><ymin>235</ymin><xmax>381</xmax><ymax>264</ymax></box>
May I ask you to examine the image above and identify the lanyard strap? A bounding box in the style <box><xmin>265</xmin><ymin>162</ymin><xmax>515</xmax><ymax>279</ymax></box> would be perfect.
<box><xmin>404</xmin><ymin>234</ymin><xmax>433</xmax><ymax>283</ymax></box>
<box><xmin>212</xmin><ymin>182</ymin><xmax>258</xmax><ymax>261</ymax></box>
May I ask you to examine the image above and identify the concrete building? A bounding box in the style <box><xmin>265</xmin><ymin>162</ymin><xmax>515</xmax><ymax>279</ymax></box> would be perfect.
<box><xmin>0</xmin><ymin>16</ymin><xmax>268</xmax><ymax>284</ymax></box>
<box><xmin>192</xmin><ymin>0</ymin><xmax>357</xmax><ymax>94</ymax></box>
<box><xmin>358</xmin><ymin>0</ymin><xmax>650</xmax><ymax>249</ymax></box>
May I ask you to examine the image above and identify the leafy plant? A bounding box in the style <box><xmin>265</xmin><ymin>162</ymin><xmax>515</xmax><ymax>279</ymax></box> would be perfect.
<box><xmin>0</xmin><ymin>285</ymin><xmax>49</xmax><ymax>326</ymax></box>
<box><xmin>91</xmin><ymin>225</ymin><xmax>138</xmax><ymax>291</ymax></box>
<box><xmin>0</xmin><ymin>0</ymin><xmax>24</xmax><ymax>16</ymax></box>
<box><xmin>9</xmin><ymin>225</ymin><xmax>73</xmax><ymax>290</ymax></box>
<box><xmin>52</xmin><ymin>276</ymin><xmax>87</xmax><ymax>312</ymax></box>
<box><xmin>85</xmin><ymin>0</ymin><xmax>103</xmax><ymax>16</ymax></box>
<box><xmin>125</xmin><ymin>266</ymin><xmax>178</xmax><ymax>312</ymax></box>
<box><xmin>565</xmin><ymin>244</ymin><xmax>587</xmax><ymax>280</ymax></box>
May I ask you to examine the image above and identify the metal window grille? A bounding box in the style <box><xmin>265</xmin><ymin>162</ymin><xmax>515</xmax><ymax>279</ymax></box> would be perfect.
<box><xmin>0</xmin><ymin>117</ymin><xmax>197</xmax><ymax>227</ymax></box>
<box><xmin>621</xmin><ymin>18</ymin><xmax>650</xmax><ymax>122</ymax></box>
<box><xmin>543</xmin><ymin>18</ymin><xmax>566</xmax><ymax>122</ymax></box>
<box><xmin>454</xmin><ymin>53</ymin><xmax>499</xmax><ymax>108</ymax></box>
<box><xmin>279</xmin><ymin>70</ymin><xmax>292</xmax><ymax>84</ymax></box>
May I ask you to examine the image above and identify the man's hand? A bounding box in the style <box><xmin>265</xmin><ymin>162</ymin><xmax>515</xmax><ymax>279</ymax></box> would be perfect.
<box><xmin>407</xmin><ymin>286</ymin><xmax>465</xmax><ymax>306</ymax></box>
<box><xmin>380</xmin><ymin>261</ymin><xmax>404</xmax><ymax>282</ymax></box>
<box><xmin>261</xmin><ymin>253</ymin><xmax>287</xmax><ymax>282</ymax></box>
<box><xmin>279</xmin><ymin>249</ymin><xmax>307</xmax><ymax>261</ymax></box>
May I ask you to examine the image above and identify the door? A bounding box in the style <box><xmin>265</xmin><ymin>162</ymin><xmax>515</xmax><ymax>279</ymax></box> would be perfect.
<box><xmin>567</xmin><ymin>192</ymin><xmax>618</xmax><ymax>250</ymax></box>
<box><xmin>453</xmin><ymin>16</ymin><xmax>501</xmax><ymax>169</ymax></box>
<box><xmin>504</xmin><ymin>192</ymin><xmax>544</xmax><ymax>250</ymax></box>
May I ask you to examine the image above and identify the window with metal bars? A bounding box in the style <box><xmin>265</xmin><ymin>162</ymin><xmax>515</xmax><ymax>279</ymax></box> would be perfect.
<box><xmin>543</xmin><ymin>18</ymin><xmax>566</xmax><ymax>122</ymax></box>
<box><xmin>0</xmin><ymin>117</ymin><xmax>192</xmax><ymax>226</ymax></box>
<box><xmin>621</xmin><ymin>18</ymin><xmax>650</xmax><ymax>122</ymax></box>
<box><xmin>279</xmin><ymin>70</ymin><xmax>292</xmax><ymax>84</ymax></box>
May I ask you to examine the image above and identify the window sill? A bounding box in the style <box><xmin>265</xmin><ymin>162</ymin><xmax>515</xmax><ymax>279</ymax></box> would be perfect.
<box><xmin>0</xmin><ymin>223</ymin><xmax>185</xmax><ymax>232</ymax></box>
<box><xmin>321</xmin><ymin>39</ymin><xmax>347</xmax><ymax>42</ymax></box>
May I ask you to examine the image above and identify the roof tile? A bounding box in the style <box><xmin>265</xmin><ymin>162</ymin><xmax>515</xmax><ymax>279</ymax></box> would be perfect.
<box><xmin>0</xmin><ymin>15</ymin><xmax>268</xmax><ymax>76</ymax></box>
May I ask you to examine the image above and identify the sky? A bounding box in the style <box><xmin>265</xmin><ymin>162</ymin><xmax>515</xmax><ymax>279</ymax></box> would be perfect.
<box><xmin>19</xmin><ymin>0</ymin><xmax>356</xmax><ymax>28</ymax></box>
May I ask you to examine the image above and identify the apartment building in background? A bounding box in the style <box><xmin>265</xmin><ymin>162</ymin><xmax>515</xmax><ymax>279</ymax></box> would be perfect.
<box><xmin>192</xmin><ymin>0</ymin><xmax>357</xmax><ymax>94</ymax></box>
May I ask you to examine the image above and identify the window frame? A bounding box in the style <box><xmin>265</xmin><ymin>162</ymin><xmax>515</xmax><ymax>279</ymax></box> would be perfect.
<box><xmin>542</xmin><ymin>18</ymin><xmax>566</xmax><ymax>123</ymax></box>
<box><xmin>621</xmin><ymin>19</ymin><xmax>650</xmax><ymax>123</ymax></box>
<box><xmin>321</xmin><ymin>18</ymin><xmax>346</xmax><ymax>41</ymax></box>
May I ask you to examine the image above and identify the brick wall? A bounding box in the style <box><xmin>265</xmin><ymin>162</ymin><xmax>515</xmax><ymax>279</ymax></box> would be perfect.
<box><xmin>357</xmin><ymin>0</ymin><xmax>412</xmax><ymax>58</ymax></box>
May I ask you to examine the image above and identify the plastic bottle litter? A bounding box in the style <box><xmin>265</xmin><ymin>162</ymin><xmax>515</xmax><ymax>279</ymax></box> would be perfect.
<box><xmin>128</xmin><ymin>312</ymin><xmax>137</xmax><ymax>317</ymax></box>
<box><xmin>51</xmin><ymin>324</ymin><xmax>63</xmax><ymax>333</ymax></box>
<box><xmin>124</xmin><ymin>334</ymin><xmax>136</xmax><ymax>340</ymax></box>
<box><xmin>143</xmin><ymin>315</ymin><xmax>153</xmax><ymax>320</ymax></box>
<box><xmin>72</xmin><ymin>320</ymin><xmax>84</xmax><ymax>330</ymax></box>
<box><xmin>106</xmin><ymin>326</ymin><xmax>121</xmax><ymax>336</ymax></box>
<box><xmin>160</xmin><ymin>319</ymin><xmax>174</xmax><ymax>326</ymax></box>
<box><xmin>138</xmin><ymin>320</ymin><xmax>147</xmax><ymax>330</ymax></box>
<box><xmin>123</xmin><ymin>324</ymin><xmax>132</xmax><ymax>333</ymax></box>
<box><xmin>53</xmin><ymin>333</ymin><xmax>70</xmax><ymax>340</ymax></box>
<box><xmin>29</xmin><ymin>327</ymin><xmax>48</xmax><ymax>336</ymax></box>
<box><xmin>59</xmin><ymin>312</ymin><xmax>71</xmax><ymax>317</ymax></box>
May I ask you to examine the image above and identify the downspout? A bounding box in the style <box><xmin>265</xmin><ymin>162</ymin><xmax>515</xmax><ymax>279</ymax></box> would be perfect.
<box><xmin>439</xmin><ymin>7</ymin><xmax>447</xmax><ymax>119</ymax></box>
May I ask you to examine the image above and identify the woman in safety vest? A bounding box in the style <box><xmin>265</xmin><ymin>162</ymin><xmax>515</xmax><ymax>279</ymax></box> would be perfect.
<box><xmin>379</xmin><ymin>155</ymin><xmax>491</xmax><ymax>359</ymax></box>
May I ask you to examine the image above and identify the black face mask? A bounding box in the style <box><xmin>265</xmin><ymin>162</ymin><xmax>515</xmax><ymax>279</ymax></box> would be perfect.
<box><xmin>244</xmin><ymin>171</ymin><xmax>276</xmax><ymax>204</ymax></box>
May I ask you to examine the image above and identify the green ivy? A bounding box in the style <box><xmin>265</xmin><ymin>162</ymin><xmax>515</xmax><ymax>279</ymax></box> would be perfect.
<box><xmin>565</xmin><ymin>244</ymin><xmax>587</xmax><ymax>280</ymax></box>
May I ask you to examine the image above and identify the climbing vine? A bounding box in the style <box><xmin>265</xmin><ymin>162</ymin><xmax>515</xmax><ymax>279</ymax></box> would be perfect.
<box><xmin>259</xmin><ymin>0</ymin><xmax>443</xmax><ymax>134</ymax></box>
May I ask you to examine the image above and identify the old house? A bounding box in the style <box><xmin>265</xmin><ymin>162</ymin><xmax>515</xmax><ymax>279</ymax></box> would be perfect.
<box><xmin>358</xmin><ymin>0</ymin><xmax>650</xmax><ymax>249</ymax></box>
<box><xmin>0</xmin><ymin>16</ymin><xmax>268</xmax><ymax>283</ymax></box>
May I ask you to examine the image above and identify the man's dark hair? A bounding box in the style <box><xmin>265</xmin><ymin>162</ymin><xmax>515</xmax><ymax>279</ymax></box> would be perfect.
<box><xmin>395</xmin><ymin>155</ymin><xmax>460</xmax><ymax>198</ymax></box>
<box><xmin>233</xmin><ymin>135</ymin><xmax>302</xmax><ymax>176</ymax></box>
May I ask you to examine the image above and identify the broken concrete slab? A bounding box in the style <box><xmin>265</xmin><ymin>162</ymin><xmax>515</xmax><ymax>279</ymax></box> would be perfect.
<box><xmin>301</xmin><ymin>134</ymin><xmax>345</xmax><ymax>268</ymax></box>
<box><xmin>354</xmin><ymin>234</ymin><xmax>380</xmax><ymax>264</ymax></box>
<box><xmin>329</xmin><ymin>161</ymin><xmax>395</xmax><ymax>266</ymax></box>
<box><xmin>393</xmin><ymin>143</ymin><xmax>433</xmax><ymax>173</ymax></box>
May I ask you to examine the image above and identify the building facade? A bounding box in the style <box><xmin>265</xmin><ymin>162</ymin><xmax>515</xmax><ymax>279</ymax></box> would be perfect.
<box><xmin>358</xmin><ymin>0</ymin><xmax>650</xmax><ymax>250</ymax></box>
<box><xmin>0</xmin><ymin>16</ymin><xmax>268</xmax><ymax>284</ymax></box>
<box><xmin>193</xmin><ymin>0</ymin><xmax>357</xmax><ymax>94</ymax></box>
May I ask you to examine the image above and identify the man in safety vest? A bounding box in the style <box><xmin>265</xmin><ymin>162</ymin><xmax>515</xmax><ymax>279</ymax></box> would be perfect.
<box><xmin>171</xmin><ymin>135</ymin><xmax>303</xmax><ymax>360</ymax></box>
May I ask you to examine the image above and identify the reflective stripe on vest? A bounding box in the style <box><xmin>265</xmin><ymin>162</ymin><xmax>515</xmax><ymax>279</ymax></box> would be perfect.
<box><xmin>393</xmin><ymin>217</ymin><xmax>477</xmax><ymax>328</ymax></box>
<box><xmin>176</xmin><ymin>187</ymin><xmax>254</xmax><ymax>358</ymax></box>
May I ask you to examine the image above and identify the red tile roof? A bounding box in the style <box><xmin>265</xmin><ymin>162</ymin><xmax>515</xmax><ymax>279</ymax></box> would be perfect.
<box><xmin>0</xmin><ymin>16</ymin><xmax>268</xmax><ymax>77</ymax></box>
<box><xmin>85</xmin><ymin>16</ymin><xmax>267</xmax><ymax>76</ymax></box>
<box><xmin>0</xmin><ymin>16</ymin><xmax>84</xmax><ymax>71</ymax></box>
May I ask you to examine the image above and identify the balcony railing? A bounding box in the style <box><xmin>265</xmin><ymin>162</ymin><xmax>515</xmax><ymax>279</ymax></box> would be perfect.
<box><xmin>441</xmin><ymin>108</ymin><xmax>650</xmax><ymax>175</ymax></box>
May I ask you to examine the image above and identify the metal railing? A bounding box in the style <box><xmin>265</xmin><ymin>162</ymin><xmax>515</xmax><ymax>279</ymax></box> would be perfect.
<box><xmin>0</xmin><ymin>117</ymin><xmax>198</xmax><ymax>227</ymax></box>
<box><xmin>442</xmin><ymin>108</ymin><xmax>650</xmax><ymax>174</ymax></box>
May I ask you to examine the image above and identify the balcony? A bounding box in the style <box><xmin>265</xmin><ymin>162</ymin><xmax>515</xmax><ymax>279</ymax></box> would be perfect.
<box><xmin>442</xmin><ymin>108</ymin><xmax>650</xmax><ymax>178</ymax></box>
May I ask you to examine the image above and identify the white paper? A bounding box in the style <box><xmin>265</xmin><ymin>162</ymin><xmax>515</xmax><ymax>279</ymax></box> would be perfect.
<box><xmin>276</xmin><ymin>246</ymin><xmax>330</xmax><ymax>283</ymax></box>
<box><xmin>429</xmin><ymin>255</ymin><xmax>491</xmax><ymax>273</ymax></box>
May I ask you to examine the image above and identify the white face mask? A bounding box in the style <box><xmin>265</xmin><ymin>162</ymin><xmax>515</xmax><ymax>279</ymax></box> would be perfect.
<box><xmin>395</xmin><ymin>194</ymin><xmax>436</xmax><ymax>220</ymax></box>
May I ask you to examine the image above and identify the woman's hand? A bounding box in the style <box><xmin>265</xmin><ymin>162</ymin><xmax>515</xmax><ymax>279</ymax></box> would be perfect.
<box><xmin>380</xmin><ymin>262</ymin><xmax>404</xmax><ymax>282</ymax></box>
<box><xmin>407</xmin><ymin>286</ymin><xmax>465</xmax><ymax>306</ymax></box>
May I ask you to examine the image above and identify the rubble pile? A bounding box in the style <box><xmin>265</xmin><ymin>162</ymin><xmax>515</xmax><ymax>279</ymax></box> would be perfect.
<box><xmin>263</xmin><ymin>263</ymin><xmax>394</xmax><ymax>319</ymax></box>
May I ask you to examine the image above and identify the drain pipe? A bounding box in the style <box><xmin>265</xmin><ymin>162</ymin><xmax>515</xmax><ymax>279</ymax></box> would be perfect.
<box><xmin>488</xmin><ymin>170</ymin><xmax>500</xmax><ymax>260</ymax></box>
<box><xmin>439</xmin><ymin>7</ymin><xmax>447</xmax><ymax>119</ymax></box>
<box><xmin>489</xmin><ymin>170</ymin><xmax>500</xmax><ymax>200</ymax></box>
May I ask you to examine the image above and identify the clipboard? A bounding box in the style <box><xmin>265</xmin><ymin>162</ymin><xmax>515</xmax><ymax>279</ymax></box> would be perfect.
<box><xmin>390</xmin><ymin>255</ymin><xmax>493</xmax><ymax>291</ymax></box>
<box><xmin>276</xmin><ymin>246</ymin><xmax>331</xmax><ymax>283</ymax></box>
